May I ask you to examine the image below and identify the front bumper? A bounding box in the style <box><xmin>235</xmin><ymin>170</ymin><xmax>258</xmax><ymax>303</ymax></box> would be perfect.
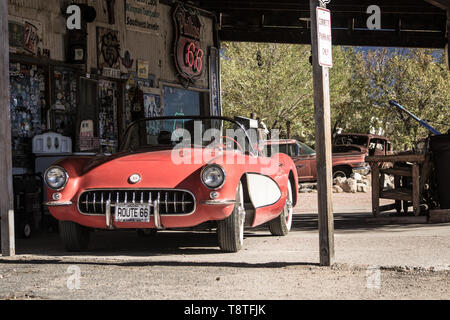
<box><xmin>352</xmin><ymin>165</ymin><xmax>371</xmax><ymax>176</ymax></box>
<box><xmin>46</xmin><ymin>194</ymin><xmax>235</xmax><ymax>230</ymax></box>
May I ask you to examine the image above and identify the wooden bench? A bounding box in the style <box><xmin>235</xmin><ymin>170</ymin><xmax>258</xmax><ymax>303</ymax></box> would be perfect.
<box><xmin>366</xmin><ymin>153</ymin><xmax>431</xmax><ymax>217</ymax></box>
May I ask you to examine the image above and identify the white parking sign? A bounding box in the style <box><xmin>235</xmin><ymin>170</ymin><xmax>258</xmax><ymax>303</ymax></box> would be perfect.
<box><xmin>317</xmin><ymin>7</ymin><xmax>333</xmax><ymax>68</ymax></box>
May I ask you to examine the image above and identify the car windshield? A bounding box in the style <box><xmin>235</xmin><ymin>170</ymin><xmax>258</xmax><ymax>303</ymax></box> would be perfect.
<box><xmin>334</xmin><ymin>135</ymin><xmax>369</xmax><ymax>147</ymax></box>
<box><xmin>120</xmin><ymin>116</ymin><xmax>257</xmax><ymax>154</ymax></box>
<box><xmin>298</xmin><ymin>142</ymin><xmax>316</xmax><ymax>155</ymax></box>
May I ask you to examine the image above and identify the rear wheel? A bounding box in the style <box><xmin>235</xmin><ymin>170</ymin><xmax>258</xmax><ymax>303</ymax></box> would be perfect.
<box><xmin>269</xmin><ymin>182</ymin><xmax>293</xmax><ymax>236</ymax></box>
<box><xmin>217</xmin><ymin>182</ymin><xmax>245</xmax><ymax>252</ymax></box>
<box><xmin>59</xmin><ymin>221</ymin><xmax>90</xmax><ymax>252</ymax></box>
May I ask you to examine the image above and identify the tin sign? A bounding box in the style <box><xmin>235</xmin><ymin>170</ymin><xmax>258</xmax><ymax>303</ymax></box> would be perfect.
<box><xmin>317</xmin><ymin>7</ymin><xmax>333</xmax><ymax>68</ymax></box>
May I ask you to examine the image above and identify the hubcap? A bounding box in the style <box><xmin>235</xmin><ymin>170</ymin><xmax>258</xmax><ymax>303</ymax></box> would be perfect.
<box><xmin>24</xmin><ymin>224</ymin><xmax>31</xmax><ymax>237</ymax></box>
<box><xmin>238</xmin><ymin>205</ymin><xmax>245</xmax><ymax>245</ymax></box>
<box><xmin>285</xmin><ymin>185</ymin><xmax>293</xmax><ymax>230</ymax></box>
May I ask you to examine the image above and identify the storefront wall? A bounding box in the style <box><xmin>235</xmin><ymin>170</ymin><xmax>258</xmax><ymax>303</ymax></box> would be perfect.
<box><xmin>7</xmin><ymin>0</ymin><xmax>218</xmax><ymax>151</ymax></box>
<box><xmin>6</xmin><ymin>0</ymin><xmax>218</xmax><ymax>233</ymax></box>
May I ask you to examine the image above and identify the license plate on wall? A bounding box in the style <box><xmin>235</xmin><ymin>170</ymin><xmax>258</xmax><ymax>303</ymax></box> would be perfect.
<box><xmin>115</xmin><ymin>204</ymin><xmax>151</xmax><ymax>222</ymax></box>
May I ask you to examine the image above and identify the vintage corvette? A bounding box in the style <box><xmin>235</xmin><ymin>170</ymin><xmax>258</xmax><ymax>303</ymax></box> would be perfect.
<box><xmin>44</xmin><ymin>116</ymin><xmax>298</xmax><ymax>252</ymax></box>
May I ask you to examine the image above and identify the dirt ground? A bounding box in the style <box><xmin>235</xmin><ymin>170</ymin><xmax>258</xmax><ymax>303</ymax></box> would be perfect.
<box><xmin>0</xmin><ymin>191</ymin><xmax>449</xmax><ymax>300</ymax></box>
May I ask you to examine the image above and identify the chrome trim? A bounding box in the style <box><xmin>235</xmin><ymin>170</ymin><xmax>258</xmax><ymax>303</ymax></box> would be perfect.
<box><xmin>44</xmin><ymin>165</ymin><xmax>69</xmax><ymax>191</ymax></box>
<box><xmin>93</xmin><ymin>193</ymin><xmax>96</xmax><ymax>213</ymax></box>
<box><xmin>174</xmin><ymin>193</ymin><xmax>177</xmax><ymax>213</ymax></box>
<box><xmin>105</xmin><ymin>200</ymin><xmax>113</xmax><ymax>230</ymax></box>
<box><xmin>44</xmin><ymin>201</ymin><xmax>73</xmax><ymax>206</ymax></box>
<box><xmin>101</xmin><ymin>192</ymin><xmax>104</xmax><ymax>213</ymax></box>
<box><xmin>201</xmin><ymin>199</ymin><xmax>236</xmax><ymax>206</ymax></box>
<box><xmin>153</xmin><ymin>199</ymin><xmax>163</xmax><ymax>229</ymax></box>
<box><xmin>77</xmin><ymin>188</ymin><xmax>196</xmax><ymax>217</ymax></box>
<box><xmin>165</xmin><ymin>192</ymin><xmax>168</xmax><ymax>213</ymax></box>
<box><xmin>200</xmin><ymin>164</ymin><xmax>226</xmax><ymax>190</ymax></box>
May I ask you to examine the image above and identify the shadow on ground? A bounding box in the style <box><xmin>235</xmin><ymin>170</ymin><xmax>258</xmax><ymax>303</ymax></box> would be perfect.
<box><xmin>3</xmin><ymin>211</ymin><xmax>448</xmax><ymax>259</ymax></box>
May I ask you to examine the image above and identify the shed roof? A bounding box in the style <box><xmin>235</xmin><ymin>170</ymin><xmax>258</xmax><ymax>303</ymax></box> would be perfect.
<box><xmin>176</xmin><ymin>0</ymin><xmax>449</xmax><ymax>48</ymax></box>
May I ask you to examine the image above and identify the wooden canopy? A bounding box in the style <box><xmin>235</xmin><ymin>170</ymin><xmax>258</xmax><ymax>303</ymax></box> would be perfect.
<box><xmin>183</xmin><ymin>0</ymin><xmax>449</xmax><ymax>50</ymax></box>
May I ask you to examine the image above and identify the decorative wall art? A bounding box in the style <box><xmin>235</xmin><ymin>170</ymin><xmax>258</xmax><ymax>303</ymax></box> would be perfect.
<box><xmin>137</xmin><ymin>59</ymin><xmax>149</xmax><ymax>79</ymax></box>
<box><xmin>97</xmin><ymin>27</ymin><xmax>121</xmax><ymax>70</ymax></box>
<box><xmin>9</xmin><ymin>63</ymin><xmax>45</xmax><ymax>169</ymax></box>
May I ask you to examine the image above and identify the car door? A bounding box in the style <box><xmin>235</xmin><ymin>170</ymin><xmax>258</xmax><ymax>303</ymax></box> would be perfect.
<box><xmin>292</xmin><ymin>142</ymin><xmax>316</xmax><ymax>182</ymax></box>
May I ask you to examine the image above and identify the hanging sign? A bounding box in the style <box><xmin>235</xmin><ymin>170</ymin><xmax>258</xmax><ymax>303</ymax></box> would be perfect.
<box><xmin>172</xmin><ymin>3</ymin><xmax>204</xmax><ymax>82</ymax></box>
<box><xmin>317</xmin><ymin>7</ymin><xmax>333</xmax><ymax>68</ymax></box>
<box><xmin>8</xmin><ymin>16</ymin><xmax>42</xmax><ymax>55</ymax></box>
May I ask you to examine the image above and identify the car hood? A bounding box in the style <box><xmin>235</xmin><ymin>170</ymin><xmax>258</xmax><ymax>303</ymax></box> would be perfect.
<box><xmin>332</xmin><ymin>144</ymin><xmax>368</xmax><ymax>154</ymax></box>
<box><xmin>70</xmin><ymin>148</ymin><xmax>230</xmax><ymax>190</ymax></box>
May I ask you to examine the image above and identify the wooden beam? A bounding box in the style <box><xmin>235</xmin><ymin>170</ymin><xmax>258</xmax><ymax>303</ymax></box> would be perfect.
<box><xmin>366</xmin><ymin>216</ymin><xmax>428</xmax><ymax>224</ymax></box>
<box><xmin>429</xmin><ymin>209</ymin><xmax>450</xmax><ymax>223</ymax></box>
<box><xmin>310</xmin><ymin>0</ymin><xmax>334</xmax><ymax>267</ymax></box>
<box><xmin>366</xmin><ymin>153</ymin><xmax>425</xmax><ymax>163</ymax></box>
<box><xmin>218</xmin><ymin>28</ymin><xmax>446</xmax><ymax>48</ymax></box>
<box><xmin>0</xmin><ymin>0</ymin><xmax>15</xmax><ymax>256</ymax></box>
<box><xmin>424</xmin><ymin>0</ymin><xmax>450</xmax><ymax>11</ymax></box>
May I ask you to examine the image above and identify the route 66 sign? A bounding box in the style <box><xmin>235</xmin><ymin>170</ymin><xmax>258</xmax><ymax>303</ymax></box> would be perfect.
<box><xmin>172</xmin><ymin>4</ymin><xmax>204</xmax><ymax>82</ymax></box>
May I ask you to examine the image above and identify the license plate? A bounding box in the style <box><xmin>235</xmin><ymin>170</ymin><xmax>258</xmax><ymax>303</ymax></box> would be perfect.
<box><xmin>114</xmin><ymin>204</ymin><xmax>151</xmax><ymax>222</ymax></box>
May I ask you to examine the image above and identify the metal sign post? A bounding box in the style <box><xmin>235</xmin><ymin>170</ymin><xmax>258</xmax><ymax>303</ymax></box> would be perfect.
<box><xmin>310</xmin><ymin>0</ymin><xmax>335</xmax><ymax>266</ymax></box>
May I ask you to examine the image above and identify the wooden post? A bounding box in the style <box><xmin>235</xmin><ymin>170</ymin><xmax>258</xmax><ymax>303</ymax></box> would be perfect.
<box><xmin>371</xmin><ymin>163</ymin><xmax>380</xmax><ymax>217</ymax></box>
<box><xmin>310</xmin><ymin>0</ymin><xmax>334</xmax><ymax>266</ymax></box>
<box><xmin>446</xmin><ymin>10</ymin><xmax>449</xmax><ymax>70</ymax></box>
<box><xmin>0</xmin><ymin>0</ymin><xmax>15</xmax><ymax>257</ymax></box>
<box><xmin>412</xmin><ymin>163</ymin><xmax>420</xmax><ymax>216</ymax></box>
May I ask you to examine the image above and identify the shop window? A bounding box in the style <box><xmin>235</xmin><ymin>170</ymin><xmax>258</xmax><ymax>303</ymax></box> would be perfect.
<box><xmin>162</xmin><ymin>86</ymin><xmax>206</xmax><ymax>117</ymax></box>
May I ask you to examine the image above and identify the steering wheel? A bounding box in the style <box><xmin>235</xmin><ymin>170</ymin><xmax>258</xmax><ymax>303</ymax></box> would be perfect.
<box><xmin>207</xmin><ymin>136</ymin><xmax>244</xmax><ymax>153</ymax></box>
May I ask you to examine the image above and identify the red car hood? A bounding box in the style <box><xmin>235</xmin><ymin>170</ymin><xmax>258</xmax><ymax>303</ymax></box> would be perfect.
<box><xmin>70</xmin><ymin>148</ymin><xmax>226</xmax><ymax>190</ymax></box>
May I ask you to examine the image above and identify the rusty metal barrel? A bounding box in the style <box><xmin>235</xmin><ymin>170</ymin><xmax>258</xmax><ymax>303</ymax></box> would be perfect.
<box><xmin>430</xmin><ymin>134</ymin><xmax>450</xmax><ymax>209</ymax></box>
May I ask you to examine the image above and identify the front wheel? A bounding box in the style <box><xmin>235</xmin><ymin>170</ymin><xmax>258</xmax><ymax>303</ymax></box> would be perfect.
<box><xmin>59</xmin><ymin>221</ymin><xmax>90</xmax><ymax>252</ymax></box>
<box><xmin>269</xmin><ymin>182</ymin><xmax>293</xmax><ymax>236</ymax></box>
<box><xmin>217</xmin><ymin>182</ymin><xmax>246</xmax><ymax>252</ymax></box>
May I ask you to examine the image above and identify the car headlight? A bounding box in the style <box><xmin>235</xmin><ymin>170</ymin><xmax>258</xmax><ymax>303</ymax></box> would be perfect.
<box><xmin>201</xmin><ymin>164</ymin><xmax>226</xmax><ymax>189</ymax></box>
<box><xmin>44</xmin><ymin>166</ymin><xmax>68</xmax><ymax>190</ymax></box>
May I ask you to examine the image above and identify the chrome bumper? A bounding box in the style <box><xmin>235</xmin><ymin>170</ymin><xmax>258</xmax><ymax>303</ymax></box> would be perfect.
<box><xmin>352</xmin><ymin>166</ymin><xmax>371</xmax><ymax>176</ymax></box>
<box><xmin>44</xmin><ymin>201</ymin><xmax>73</xmax><ymax>206</ymax></box>
<box><xmin>201</xmin><ymin>199</ymin><xmax>236</xmax><ymax>206</ymax></box>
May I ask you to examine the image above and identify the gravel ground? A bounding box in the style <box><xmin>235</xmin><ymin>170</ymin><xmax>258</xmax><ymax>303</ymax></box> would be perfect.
<box><xmin>0</xmin><ymin>191</ymin><xmax>449</xmax><ymax>300</ymax></box>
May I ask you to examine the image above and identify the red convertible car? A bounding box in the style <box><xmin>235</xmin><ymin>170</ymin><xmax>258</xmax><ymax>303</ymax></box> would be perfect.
<box><xmin>44</xmin><ymin>116</ymin><xmax>298</xmax><ymax>253</ymax></box>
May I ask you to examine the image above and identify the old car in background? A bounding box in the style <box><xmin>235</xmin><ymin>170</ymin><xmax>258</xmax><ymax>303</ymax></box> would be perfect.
<box><xmin>265</xmin><ymin>139</ymin><xmax>371</xmax><ymax>182</ymax></box>
<box><xmin>333</xmin><ymin>133</ymin><xmax>391</xmax><ymax>157</ymax></box>
<box><xmin>44</xmin><ymin>116</ymin><xmax>298</xmax><ymax>253</ymax></box>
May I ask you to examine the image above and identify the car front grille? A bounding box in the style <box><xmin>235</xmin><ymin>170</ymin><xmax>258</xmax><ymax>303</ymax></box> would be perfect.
<box><xmin>78</xmin><ymin>189</ymin><xmax>195</xmax><ymax>216</ymax></box>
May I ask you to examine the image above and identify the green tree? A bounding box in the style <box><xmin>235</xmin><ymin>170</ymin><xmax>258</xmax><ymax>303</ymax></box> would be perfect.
<box><xmin>221</xmin><ymin>42</ymin><xmax>312</xmax><ymax>140</ymax></box>
<box><xmin>350</xmin><ymin>48</ymin><xmax>450</xmax><ymax>149</ymax></box>
<box><xmin>221</xmin><ymin>43</ymin><xmax>449</xmax><ymax>150</ymax></box>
